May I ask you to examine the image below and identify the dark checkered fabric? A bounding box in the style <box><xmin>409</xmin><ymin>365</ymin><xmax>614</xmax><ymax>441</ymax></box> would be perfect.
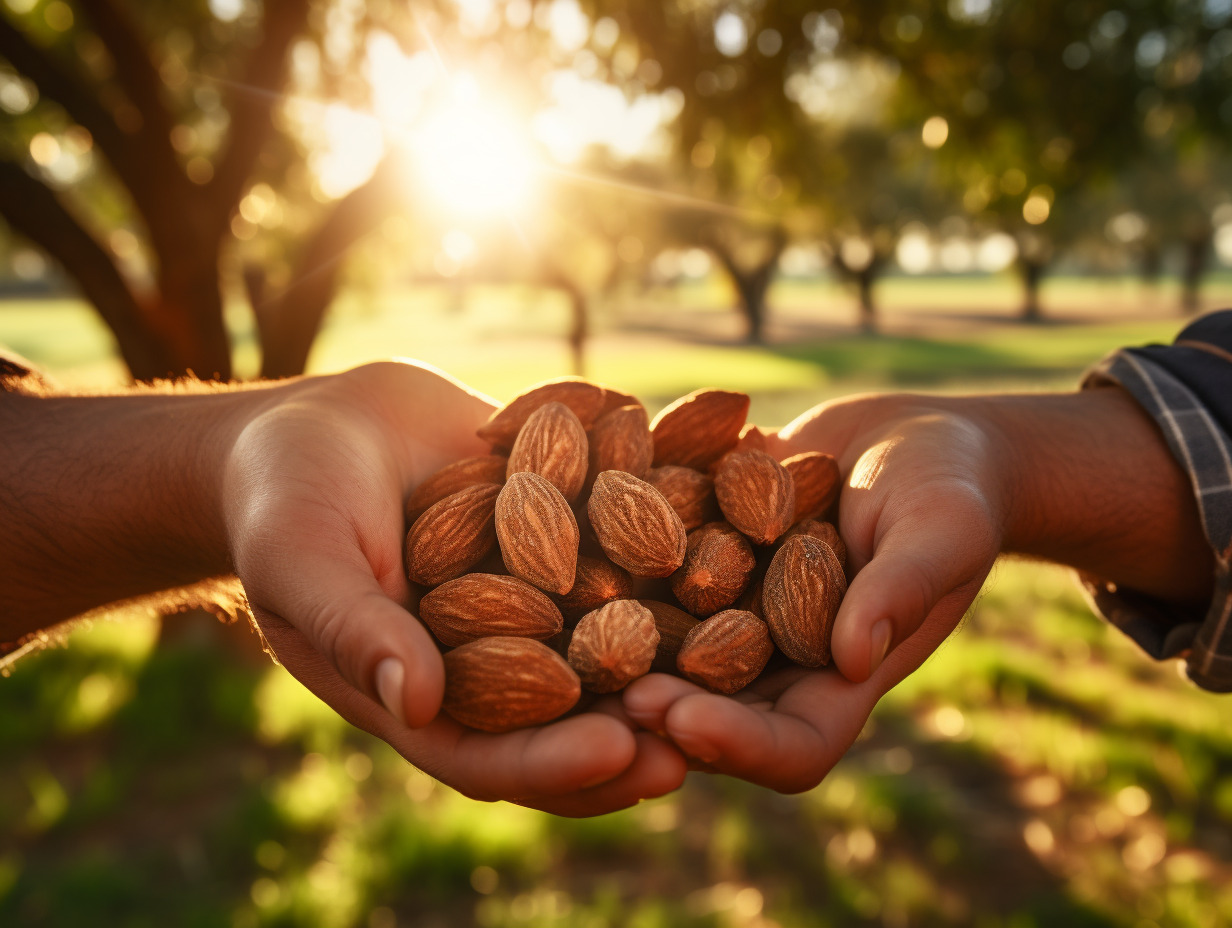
<box><xmin>1083</xmin><ymin>309</ymin><xmax>1232</xmax><ymax>692</ymax></box>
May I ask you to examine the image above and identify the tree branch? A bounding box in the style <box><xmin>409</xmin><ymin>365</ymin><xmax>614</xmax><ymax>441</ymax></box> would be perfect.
<box><xmin>208</xmin><ymin>0</ymin><xmax>310</xmax><ymax>231</ymax></box>
<box><xmin>0</xmin><ymin>160</ymin><xmax>173</xmax><ymax>380</ymax></box>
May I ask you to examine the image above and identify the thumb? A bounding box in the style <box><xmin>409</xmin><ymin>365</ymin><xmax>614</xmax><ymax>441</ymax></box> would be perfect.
<box><xmin>830</xmin><ymin>486</ymin><xmax>999</xmax><ymax>684</ymax></box>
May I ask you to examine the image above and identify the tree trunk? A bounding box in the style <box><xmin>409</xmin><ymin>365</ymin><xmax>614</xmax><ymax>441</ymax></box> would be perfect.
<box><xmin>857</xmin><ymin>267</ymin><xmax>878</xmax><ymax>334</ymax></box>
<box><xmin>1180</xmin><ymin>232</ymin><xmax>1211</xmax><ymax>316</ymax></box>
<box><xmin>537</xmin><ymin>262</ymin><xmax>589</xmax><ymax>377</ymax></box>
<box><xmin>708</xmin><ymin>232</ymin><xmax>786</xmax><ymax>345</ymax></box>
<box><xmin>1018</xmin><ymin>260</ymin><xmax>1046</xmax><ymax>322</ymax></box>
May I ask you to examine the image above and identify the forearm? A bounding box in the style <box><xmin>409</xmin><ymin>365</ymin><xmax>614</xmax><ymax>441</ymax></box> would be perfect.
<box><xmin>0</xmin><ymin>383</ymin><xmax>284</xmax><ymax>638</ymax></box>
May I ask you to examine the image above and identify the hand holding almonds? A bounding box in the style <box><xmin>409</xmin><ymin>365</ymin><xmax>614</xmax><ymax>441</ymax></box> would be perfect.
<box><xmin>402</xmin><ymin>377</ymin><xmax>846</xmax><ymax>732</ymax></box>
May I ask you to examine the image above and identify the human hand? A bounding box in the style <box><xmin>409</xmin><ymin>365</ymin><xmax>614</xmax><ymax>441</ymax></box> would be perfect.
<box><xmin>224</xmin><ymin>361</ymin><xmax>687</xmax><ymax>814</ymax></box>
<box><xmin>623</xmin><ymin>395</ymin><xmax>1004</xmax><ymax>791</ymax></box>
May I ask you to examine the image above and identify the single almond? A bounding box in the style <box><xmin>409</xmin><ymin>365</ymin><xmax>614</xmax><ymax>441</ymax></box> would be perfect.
<box><xmin>442</xmin><ymin>637</ymin><xmax>580</xmax><ymax>732</ymax></box>
<box><xmin>478</xmin><ymin>378</ymin><xmax>608</xmax><ymax>449</ymax></box>
<box><xmin>646</xmin><ymin>465</ymin><xmax>718</xmax><ymax>531</ymax></box>
<box><xmin>418</xmin><ymin>573</ymin><xmax>563</xmax><ymax>647</ymax></box>
<box><xmin>763</xmin><ymin>534</ymin><xmax>846</xmax><ymax>667</ymax></box>
<box><xmin>736</xmin><ymin>574</ymin><xmax>765</xmax><ymax>620</ymax></box>
<box><xmin>714</xmin><ymin>450</ymin><xmax>796</xmax><ymax>545</ymax></box>
<box><xmin>588</xmin><ymin>471</ymin><xmax>687</xmax><ymax>578</ymax></box>
<box><xmin>676</xmin><ymin>609</ymin><xmax>773</xmax><ymax>694</ymax></box>
<box><xmin>587</xmin><ymin>404</ymin><xmax>654</xmax><ymax>484</ymax></box>
<box><xmin>784</xmin><ymin>519</ymin><xmax>847</xmax><ymax>569</ymax></box>
<box><xmin>711</xmin><ymin>422</ymin><xmax>770</xmax><ymax>474</ymax></box>
<box><xmin>404</xmin><ymin>483</ymin><xmax>500</xmax><ymax>586</ymax></box>
<box><xmin>554</xmin><ymin>555</ymin><xmax>634</xmax><ymax>623</ymax></box>
<box><xmin>650</xmin><ymin>388</ymin><xmax>750</xmax><ymax>469</ymax></box>
<box><xmin>599</xmin><ymin>386</ymin><xmax>642</xmax><ymax>415</ymax></box>
<box><xmin>506</xmin><ymin>401</ymin><xmax>589</xmax><ymax>502</ymax></box>
<box><xmin>782</xmin><ymin>452</ymin><xmax>841</xmax><ymax>523</ymax></box>
<box><xmin>640</xmin><ymin>599</ymin><xmax>701</xmax><ymax>673</ymax></box>
<box><xmin>405</xmin><ymin>455</ymin><xmax>508</xmax><ymax>522</ymax></box>
<box><xmin>495</xmin><ymin>472</ymin><xmax>579</xmax><ymax>595</ymax></box>
<box><xmin>567</xmin><ymin>600</ymin><xmax>659</xmax><ymax>693</ymax></box>
<box><xmin>670</xmin><ymin>522</ymin><xmax>757</xmax><ymax>617</ymax></box>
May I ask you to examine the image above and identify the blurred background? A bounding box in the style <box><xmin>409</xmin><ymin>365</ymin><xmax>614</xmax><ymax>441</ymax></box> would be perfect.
<box><xmin>2</xmin><ymin>0</ymin><xmax>1232</xmax><ymax>925</ymax></box>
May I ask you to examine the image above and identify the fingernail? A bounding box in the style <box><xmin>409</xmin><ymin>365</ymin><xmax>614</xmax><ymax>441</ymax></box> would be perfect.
<box><xmin>375</xmin><ymin>657</ymin><xmax>406</xmax><ymax>724</ymax></box>
<box><xmin>869</xmin><ymin>620</ymin><xmax>893</xmax><ymax>677</ymax></box>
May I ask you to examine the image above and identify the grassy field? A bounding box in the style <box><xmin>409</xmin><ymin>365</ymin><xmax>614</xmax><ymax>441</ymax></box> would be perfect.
<box><xmin>3</xmin><ymin>280</ymin><xmax>1232</xmax><ymax>927</ymax></box>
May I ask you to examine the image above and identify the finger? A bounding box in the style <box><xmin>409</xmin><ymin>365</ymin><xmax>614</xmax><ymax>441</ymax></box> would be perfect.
<box><xmin>831</xmin><ymin>490</ymin><xmax>997</xmax><ymax>684</ymax></box>
<box><xmin>522</xmin><ymin>732</ymin><xmax>689</xmax><ymax>817</ymax></box>
<box><xmin>622</xmin><ymin>673</ymin><xmax>709</xmax><ymax>736</ymax></box>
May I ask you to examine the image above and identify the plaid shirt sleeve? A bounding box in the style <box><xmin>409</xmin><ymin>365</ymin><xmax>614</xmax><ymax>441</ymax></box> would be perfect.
<box><xmin>1081</xmin><ymin>309</ymin><xmax>1232</xmax><ymax>692</ymax></box>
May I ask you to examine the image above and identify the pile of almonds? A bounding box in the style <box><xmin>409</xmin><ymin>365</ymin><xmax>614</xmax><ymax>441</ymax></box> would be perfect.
<box><xmin>403</xmin><ymin>378</ymin><xmax>845</xmax><ymax>733</ymax></box>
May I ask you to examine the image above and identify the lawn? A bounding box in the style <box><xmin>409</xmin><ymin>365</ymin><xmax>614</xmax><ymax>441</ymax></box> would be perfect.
<box><xmin>2</xmin><ymin>278</ymin><xmax>1231</xmax><ymax>927</ymax></box>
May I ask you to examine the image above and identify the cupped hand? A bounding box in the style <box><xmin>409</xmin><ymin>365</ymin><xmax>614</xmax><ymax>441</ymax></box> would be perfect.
<box><xmin>624</xmin><ymin>394</ymin><xmax>1007</xmax><ymax>792</ymax></box>
<box><xmin>223</xmin><ymin>361</ymin><xmax>686</xmax><ymax>813</ymax></box>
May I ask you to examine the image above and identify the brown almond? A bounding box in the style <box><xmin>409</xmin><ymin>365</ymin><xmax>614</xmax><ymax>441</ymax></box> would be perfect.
<box><xmin>784</xmin><ymin>519</ymin><xmax>847</xmax><ymax>569</ymax></box>
<box><xmin>495</xmin><ymin>472</ymin><xmax>579</xmax><ymax>595</ymax></box>
<box><xmin>554</xmin><ymin>555</ymin><xmax>634</xmax><ymax>623</ymax></box>
<box><xmin>640</xmin><ymin>599</ymin><xmax>701</xmax><ymax>673</ymax></box>
<box><xmin>587</xmin><ymin>404</ymin><xmax>654</xmax><ymax>483</ymax></box>
<box><xmin>478</xmin><ymin>378</ymin><xmax>608</xmax><ymax>450</ymax></box>
<box><xmin>736</xmin><ymin>575</ymin><xmax>765</xmax><ymax>620</ymax></box>
<box><xmin>714</xmin><ymin>450</ymin><xmax>796</xmax><ymax>545</ymax></box>
<box><xmin>711</xmin><ymin>422</ymin><xmax>770</xmax><ymax>474</ymax></box>
<box><xmin>404</xmin><ymin>483</ymin><xmax>500</xmax><ymax>586</ymax></box>
<box><xmin>646</xmin><ymin>465</ymin><xmax>718</xmax><ymax>531</ymax></box>
<box><xmin>670</xmin><ymin>522</ymin><xmax>757</xmax><ymax>617</ymax></box>
<box><xmin>506</xmin><ymin>401</ymin><xmax>589</xmax><ymax>502</ymax></box>
<box><xmin>418</xmin><ymin>573</ymin><xmax>563</xmax><ymax>647</ymax></box>
<box><xmin>567</xmin><ymin>600</ymin><xmax>659</xmax><ymax>693</ymax></box>
<box><xmin>405</xmin><ymin>455</ymin><xmax>508</xmax><ymax>522</ymax></box>
<box><xmin>650</xmin><ymin>388</ymin><xmax>750</xmax><ymax>469</ymax></box>
<box><xmin>588</xmin><ymin>471</ymin><xmax>687</xmax><ymax>578</ymax></box>
<box><xmin>782</xmin><ymin>452</ymin><xmax>841</xmax><ymax>523</ymax></box>
<box><xmin>676</xmin><ymin>609</ymin><xmax>773</xmax><ymax>694</ymax></box>
<box><xmin>599</xmin><ymin>387</ymin><xmax>642</xmax><ymax>415</ymax></box>
<box><xmin>763</xmin><ymin>534</ymin><xmax>846</xmax><ymax>667</ymax></box>
<box><xmin>442</xmin><ymin>637</ymin><xmax>580</xmax><ymax>732</ymax></box>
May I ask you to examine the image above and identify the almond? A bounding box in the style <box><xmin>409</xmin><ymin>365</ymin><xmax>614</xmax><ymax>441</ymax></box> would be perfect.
<box><xmin>442</xmin><ymin>637</ymin><xmax>581</xmax><ymax>732</ymax></box>
<box><xmin>404</xmin><ymin>483</ymin><xmax>500</xmax><ymax>586</ymax></box>
<box><xmin>587</xmin><ymin>404</ymin><xmax>653</xmax><ymax>484</ymax></box>
<box><xmin>588</xmin><ymin>471</ymin><xmax>687</xmax><ymax>577</ymax></box>
<box><xmin>650</xmin><ymin>388</ymin><xmax>750</xmax><ymax>469</ymax></box>
<box><xmin>711</xmin><ymin>422</ymin><xmax>769</xmax><ymax>474</ymax></box>
<box><xmin>676</xmin><ymin>609</ymin><xmax>773</xmax><ymax>694</ymax></box>
<box><xmin>784</xmin><ymin>519</ymin><xmax>847</xmax><ymax>569</ymax></box>
<box><xmin>640</xmin><ymin>599</ymin><xmax>700</xmax><ymax>673</ymax></box>
<box><xmin>567</xmin><ymin>600</ymin><xmax>659</xmax><ymax>693</ymax></box>
<box><xmin>405</xmin><ymin>455</ymin><xmax>507</xmax><ymax>522</ymax></box>
<box><xmin>599</xmin><ymin>386</ymin><xmax>642</xmax><ymax>415</ymax></box>
<box><xmin>554</xmin><ymin>555</ymin><xmax>634</xmax><ymax>623</ymax></box>
<box><xmin>495</xmin><ymin>472</ymin><xmax>579</xmax><ymax>595</ymax></box>
<box><xmin>478</xmin><ymin>378</ymin><xmax>608</xmax><ymax>450</ymax></box>
<box><xmin>670</xmin><ymin>522</ymin><xmax>757</xmax><ymax>617</ymax></box>
<box><xmin>418</xmin><ymin>573</ymin><xmax>563</xmax><ymax>647</ymax></box>
<box><xmin>782</xmin><ymin>451</ymin><xmax>841</xmax><ymax>523</ymax></box>
<box><xmin>763</xmin><ymin>534</ymin><xmax>846</xmax><ymax>667</ymax></box>
<box><xmin>714</xmin><ymin>450</ymin><xmax>796</xmax><ymax>545</ymax></box>
<box><xmin>736</xmin><ymin>574</ymin><xmax>765</xmax><ymax>620</ymax></box>
<box><xmin>646</xmin><ymin>465</ymin><xmax>718</xmax><ymax>531</ymax></box>
<box><xmin>506</xmin><ymin>401</ymin><xmax>589</xmax><ymax>502</ymax></box>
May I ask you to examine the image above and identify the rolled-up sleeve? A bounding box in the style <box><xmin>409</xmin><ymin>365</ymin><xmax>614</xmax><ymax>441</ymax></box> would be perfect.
<box><xmin>1081</xmin><ymin>309</ymin><xmax>1232</xmax><ymax>691</ymax></box>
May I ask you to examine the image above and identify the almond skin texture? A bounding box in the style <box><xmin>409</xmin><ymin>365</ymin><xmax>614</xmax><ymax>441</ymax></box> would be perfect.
<box><xmin>478</xmin><ymin>378</ymin><xmax>608</xmax><ymax>450</ymax></box>
<box><xmin>650</xmin><ymin>388</ymin><xmax>750</xmax><ymax>469</ymax></box>
<box><xmin>763</xmin><ymin>534</ymin><xmax>847</xmax><ymax>667</ymax></box>
<box><xmin>418</xmin><ymin>573</ymin><xmax>563</xmax><ymax>647</ymax></box>
<box><xmin>640</xmin><ymin>599</ymin><xmax>701</xmax><ymax>673</ymax></box>
<box><xmin>405</xmin><ymin>455</ymin><xmax>508</xmax><ymax>522</ymax></box>
<box><xmin>670</xmin><ymin>522</ymin><xmax>757</xmax><ymax>617</ymax></box>
<box><xmin>782</xmin><ymin>451</ymin><xmax>841</xmax><ymax>523</ymax></box>
<box><xmin>587</xmin><ymin>404</ymin><xmax>654</xmax><ymax>484</ymax></box>
<box><xmin>588</xmin><ymin>471</ymin><xmax>687</xmax><ymax>577</ymax></box>
<box><xmin>442</xmin><ymin>637</ymin><xmax>580</xmax><ymax>732</ymax></box>
<box><xmin>567</xmin><ymin>600</ymin><xmax>659</xmax><ymax>693</ymax></box>
<box><xmin>506</xmin><ymin>401</ymin><xmax>589</xmax><ymax>502</ymax></box>
<box><xmin>676</xmin><ymin>609</ymin><xmax>773</xmax><ymax>694</ymax></box>
<box><xmin>714</xmin><ymin>450</ymin><xmax>796</xmax><ymax>545</ymax></box>
<box><xmin>554</xmin><ymin>555</ymin><xmax>634</xmax><ymax>623</ymax></box>
<box><xmin>405</xmin><ymin>483</ymin><xmax>500</xmax><ymax>586</ymax></box>
<box><xmin>495</xmin><ymin>472</ymin><xmax>579</xmax><ymax>595</ymax></box>
<box><xmin>646</xmin><ymin>465</ymin><xmax>718</xmax><ymax>532</ymax></box>
<box><xmin>785</xmin><ymin>519</ymin><xmax>847</xmax><ymax>569</ymax></box>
